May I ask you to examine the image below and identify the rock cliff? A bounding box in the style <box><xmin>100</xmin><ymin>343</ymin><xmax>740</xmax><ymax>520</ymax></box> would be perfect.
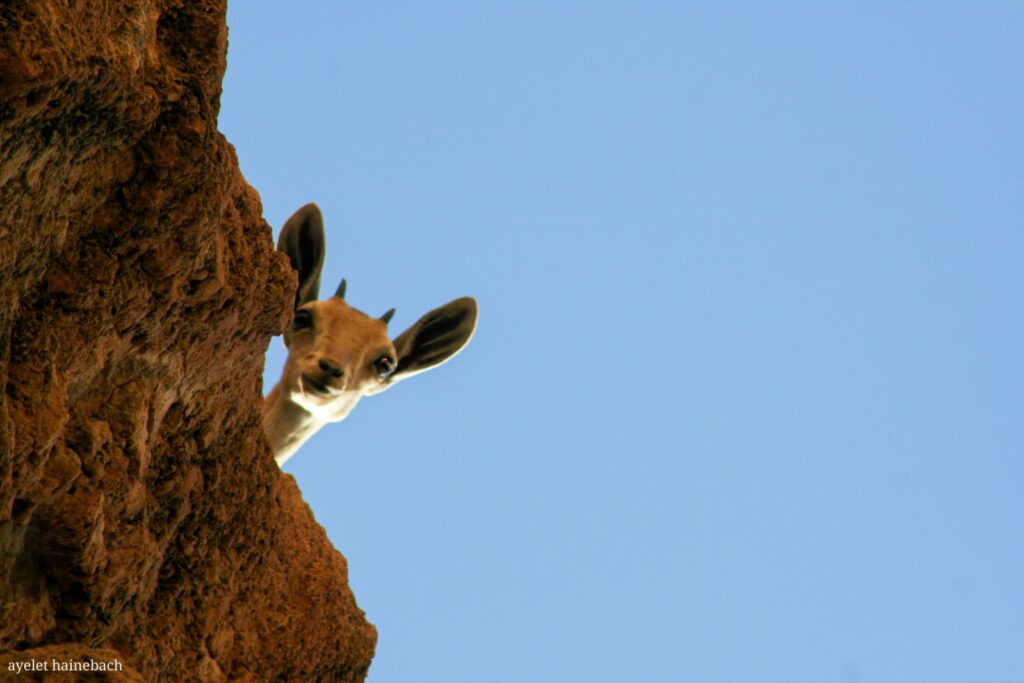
<box><xmin>0</xmin><ymin>1</ymin><xmax>376</xmax><ymax>680</ymax></box>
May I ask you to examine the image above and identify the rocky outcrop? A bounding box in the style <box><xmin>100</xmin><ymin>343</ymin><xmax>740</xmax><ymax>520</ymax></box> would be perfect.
<box><xmin>0</xmin><ymin>1</ymin><xmax>376</xmax><ymax>680</ymax></box>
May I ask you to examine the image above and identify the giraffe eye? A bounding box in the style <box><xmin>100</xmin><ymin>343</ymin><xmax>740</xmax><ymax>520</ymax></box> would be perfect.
<box><xmin>291</xmin><ymin>309</ymin><xmax>313</xmax><ymax>331</ymax></box>
<box><xmin>374</xmin><ymin>355</ymin><xmax>396</xmax><ymax>380</ymax></box>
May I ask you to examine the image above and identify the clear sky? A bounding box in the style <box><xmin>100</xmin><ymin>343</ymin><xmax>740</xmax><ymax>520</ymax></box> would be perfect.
<box><xmin>220</xmin><ymin>3</ymin><xmax>1023</xmax><ymax>682</ymax></box>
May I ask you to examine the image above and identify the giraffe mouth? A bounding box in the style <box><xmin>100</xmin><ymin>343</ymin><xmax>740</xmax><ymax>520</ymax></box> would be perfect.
<box><xmin>300</xmin><ymin>374</ymin><xmax>331</xmax><ymax>396</ymax></box>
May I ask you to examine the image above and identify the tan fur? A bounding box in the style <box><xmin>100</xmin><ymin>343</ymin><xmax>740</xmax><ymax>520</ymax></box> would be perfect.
<box><xmin>262</xmin><ymin>203</ymin><xmax>477</xmax><ymax>465</ymax></box>
<box><xmin>263</xmin><ymin>298</ymin><xmax>398</xmax><ymax>464</ymax></box>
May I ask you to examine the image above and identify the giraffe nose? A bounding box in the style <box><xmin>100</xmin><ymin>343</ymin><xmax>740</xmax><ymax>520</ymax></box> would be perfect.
<box><xmin>319</xmin><ymin>358</ymin><xmax>344</xmax><ymax>378</ymax></box>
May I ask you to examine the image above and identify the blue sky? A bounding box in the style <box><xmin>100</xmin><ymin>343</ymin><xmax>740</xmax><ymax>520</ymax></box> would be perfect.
<box><xmin>220</xmin><ymin>3</ymin><xmax>1023</xmax><ymax>681</ymax></box>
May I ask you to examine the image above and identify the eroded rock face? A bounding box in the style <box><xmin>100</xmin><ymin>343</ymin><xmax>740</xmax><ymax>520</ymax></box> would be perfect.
<box><xmin>0</xmin><ymin>2</ymin><xmax>376</xmax><ymax>680</ymax></box>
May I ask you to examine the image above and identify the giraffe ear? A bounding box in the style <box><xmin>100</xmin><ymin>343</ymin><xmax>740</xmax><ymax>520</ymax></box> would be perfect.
<box><xmin>277</xmin><ymin>203</ymin><xmax>325</xmax><ymax>311</ymax></box>
<box><xmin>365</xmin><ymin>297</ymin><xmax>477</xmax><ymax>395</ymax></box>
<box><xmin>391</xmin><ymin>297</ymin><xmax>477</xmax><ymax>379</ymax></box>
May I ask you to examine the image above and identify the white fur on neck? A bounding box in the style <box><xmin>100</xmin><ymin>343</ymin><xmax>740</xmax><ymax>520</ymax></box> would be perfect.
<box><xmin>263</xmin><ymin>383</ymin><xmax>364</xmax><ymax>465</ymax></box>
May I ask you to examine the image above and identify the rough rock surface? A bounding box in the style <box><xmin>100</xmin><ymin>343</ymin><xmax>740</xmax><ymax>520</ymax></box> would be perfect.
<box><xmin>0</xmin><ymin>1</ymin><xmax>376</xmax><ymax>680</ymax></box>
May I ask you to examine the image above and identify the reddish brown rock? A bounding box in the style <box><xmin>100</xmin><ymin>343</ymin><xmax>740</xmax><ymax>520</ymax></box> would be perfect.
<box><xmin>0</xmin><ymin>1</ymin><xmax>376</xmax><ymax>680</ymax></box>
